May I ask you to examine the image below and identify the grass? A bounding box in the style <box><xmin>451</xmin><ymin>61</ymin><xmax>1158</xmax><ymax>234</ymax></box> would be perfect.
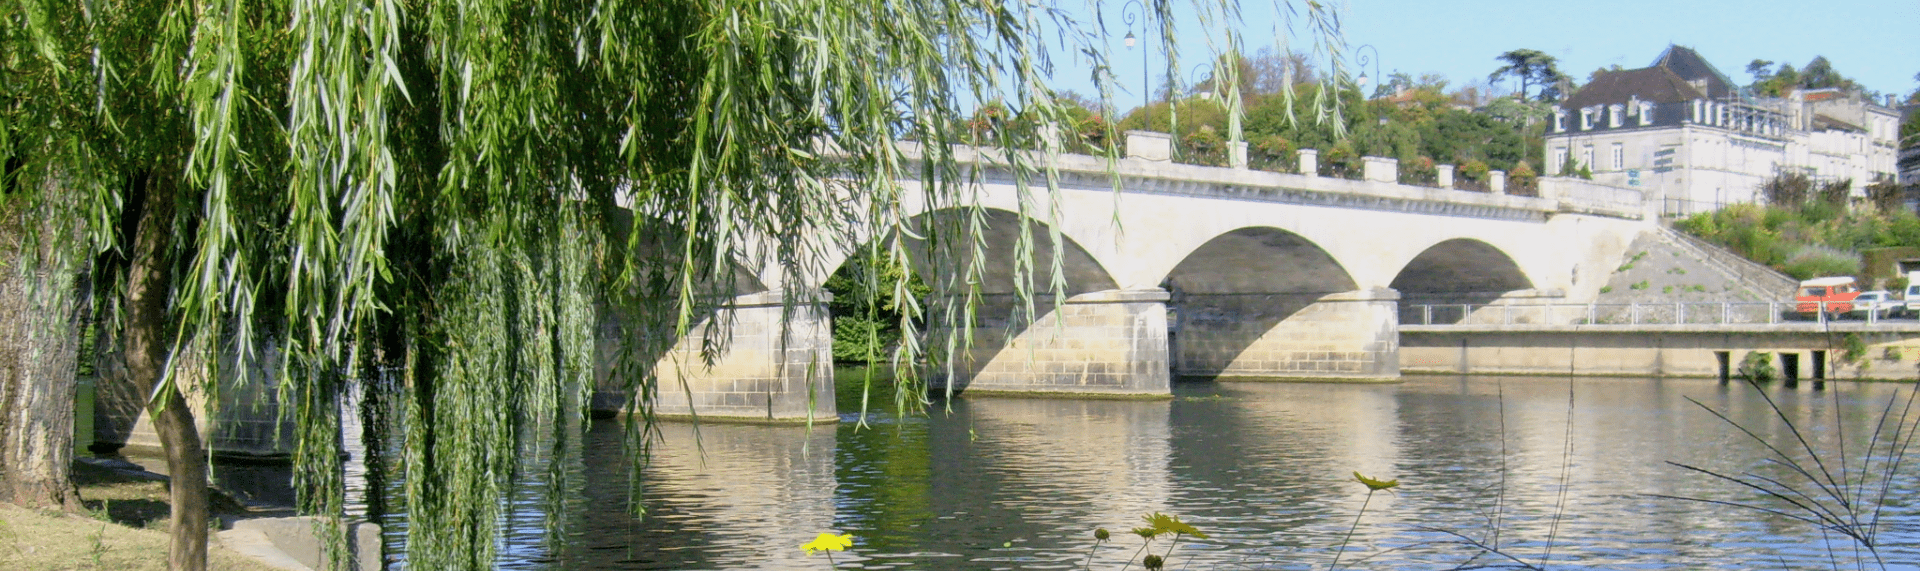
<box><xmin>1655</xmin><ymin>380</ymin><xmax>1919</xmax><ymax>569</ymax></box>
<box><xmin>0</xmin><ymin>461</ymin><xmax>279</xmax><ymax>571</ymax></box>
<box><xmin>0</xmin><ymin>505</ymin><xmax>278</xmax><ymax>571</ymax></box>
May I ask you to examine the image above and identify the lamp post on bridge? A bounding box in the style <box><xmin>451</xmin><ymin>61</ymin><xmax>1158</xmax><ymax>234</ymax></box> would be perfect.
<box><xmin>1352</xmin><ymin>44</ymin><xmax>1381</xmax><ymax>99</ymax></box>
<box><xmin>1122</xmin><ymin>0</ymin><xmax>1152</xmax><ymax>130</ymax></box>
<box><xmin>1190</xmin><ymin>63</ymin><xmax>1216</xmax><ymax>100</ymax></box>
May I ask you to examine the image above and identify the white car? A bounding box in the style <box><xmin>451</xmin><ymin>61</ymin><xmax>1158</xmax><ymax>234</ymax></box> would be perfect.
<box><xmin>1849</xmin><ymin>290</ymin><xmax>1902</xmax><ymax>320</ymax></box>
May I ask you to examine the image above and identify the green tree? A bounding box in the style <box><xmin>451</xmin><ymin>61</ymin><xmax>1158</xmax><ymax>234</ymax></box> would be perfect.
<box><xmin>1490</xmin><ymin>48</ymin><xmax>1566</xmax><ymax>102</ymax></box>
<box><xmin>1745</xmin><ymin>59</ymin><xmax>1776</xmax><ymax>84</ymax></box>
<box><xmin>3</xmin><ymin>2</ymin><xmax>1343</xmax><ymax>570</ymax></box>
<box><xmin>824</xmin><ymin>250</ymin><xmax>929</xmax><ymax>364</ymax></box>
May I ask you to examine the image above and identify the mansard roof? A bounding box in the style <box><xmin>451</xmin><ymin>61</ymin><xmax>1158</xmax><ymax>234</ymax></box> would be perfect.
<box><xmin>1649</xmin><ymin>45</ymin><xmax>1735</xmax><ymax>99</ymax></box>
<box><xmin>1562</xmin><ymin>66</ymin><xmax>1704</xmax><ymax>109</ymax></box>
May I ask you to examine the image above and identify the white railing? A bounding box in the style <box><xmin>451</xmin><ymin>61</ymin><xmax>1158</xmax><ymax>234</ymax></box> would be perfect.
<box><xmin>1402</xmin><ymin>301</ymin><xmax>1896</xmax><ymax>326</ymax></box>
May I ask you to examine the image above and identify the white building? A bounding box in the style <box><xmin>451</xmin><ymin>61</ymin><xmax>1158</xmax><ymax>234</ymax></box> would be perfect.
<box><xmin>1545</xmin><ymin>46</ymin><xmax>1901</xmax><ymax>216</ymax></box>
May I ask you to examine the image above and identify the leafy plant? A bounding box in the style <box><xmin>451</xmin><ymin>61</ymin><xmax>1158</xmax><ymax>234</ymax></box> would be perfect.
<box><xmin>1330</xmin><ymin>472</ymin><xmax>1398</xmax><ymax>570</ymax></box>
<box><xmin>1092</xmin><ymin>513</ymin><xmax>1207</xmax><ymax>571</ymax></box>
<box><xmin>1840</xmin><ymin>332</ymin><xmax>1870</xmax><ymax>374</ymax></box>
<box><xmin>1737</xmin><ymin>352</ymin><xmax>1777</xmax><ymax>382</ymax></box>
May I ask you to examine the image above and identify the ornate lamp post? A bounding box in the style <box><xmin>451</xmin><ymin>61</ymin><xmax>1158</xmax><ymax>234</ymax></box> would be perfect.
<box><xmin>1122</xmin><ymin>0</ymin><xmax>1150</xmax><ymax>129</ymax></box>
<box><xmin>1353</xmin><ymin>44</ymin><xmax>1381</xmax><ymax>98</ymax></box>
<box><xmin>1190</xmin><ymin>63</ymin><xmax>1216</xmax><ymax>99</ymax></box>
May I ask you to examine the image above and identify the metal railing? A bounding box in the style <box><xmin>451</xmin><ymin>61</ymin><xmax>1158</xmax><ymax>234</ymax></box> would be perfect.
<box><xmin>1402</xmin><ymin>301</ymin><xmax>1900</xmax><ymax>327</ymax></box>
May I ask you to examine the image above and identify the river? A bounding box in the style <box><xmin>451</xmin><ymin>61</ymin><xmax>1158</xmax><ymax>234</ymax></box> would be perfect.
<box><xmin>219</xmin><ymin>373</ymin><xmax>1920</xmax><ymax>569</ymax></box>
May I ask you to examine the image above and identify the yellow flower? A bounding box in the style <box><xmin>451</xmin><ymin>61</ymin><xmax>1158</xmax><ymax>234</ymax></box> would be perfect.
<box><xmin>801</xmin><ymin>532</ymin><xmax>854</xmax><ymax>554</ymax></box>
<box><xmin>1353</xmin><ymin>471</ymin><xmax>1399</xmax><ymax>491</ymax></box>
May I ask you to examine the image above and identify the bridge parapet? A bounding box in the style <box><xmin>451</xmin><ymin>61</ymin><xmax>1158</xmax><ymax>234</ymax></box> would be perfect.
<box><xmin>896</xmin><ymin>139</ymin><xmax>1646</xmax><ymax>222</ymax></box>
<box><xmin>1541</xmin><ymin>176</ymin><xmax>1647</xmax><ymax>218</ymax></box>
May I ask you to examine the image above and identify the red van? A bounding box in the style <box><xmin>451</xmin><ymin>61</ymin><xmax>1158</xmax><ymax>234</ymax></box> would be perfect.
<box><xmin>1796</xmin><ymin>276</ymin><xmax>1860</xmax><ymax>318</ymax></box>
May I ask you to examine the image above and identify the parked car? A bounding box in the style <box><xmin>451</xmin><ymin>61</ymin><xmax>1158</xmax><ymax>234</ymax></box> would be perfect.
<box><xmin>1795</xmin><ymin>276</ymin><xmax>1861</xmax><ymax>319</ymax></box>
<box><xmin>1904</xmin><ymin>272</ymin><xmax>1920</xmax><ymax>317</ymax></box>
<box><xmin>1849</xmin><ymin>290</ymin><xmax>1901</xmax><ymax>320</ymax></box>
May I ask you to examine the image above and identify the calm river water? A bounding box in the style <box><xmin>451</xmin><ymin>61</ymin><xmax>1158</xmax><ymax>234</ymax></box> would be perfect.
<box><xmin>316</xmin><ymin>374</ymin><xmax>1920</xmax><ymax>570</ymax></box>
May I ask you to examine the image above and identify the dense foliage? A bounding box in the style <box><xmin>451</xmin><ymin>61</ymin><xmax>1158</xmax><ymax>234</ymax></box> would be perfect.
<box><xmin>1101</xmin><ymin>69</ymin><xmax>1540</xmax><ymax>182</ymax></box>
<box><xmin>1676</xmin><ymin>186</ymin><xmax>1920</xmax><ymax>280</ymax></box>
<box><xmin>825</xmin><ymin>251</ymin><xmax>930</xmax><ymax>364</ymax></box>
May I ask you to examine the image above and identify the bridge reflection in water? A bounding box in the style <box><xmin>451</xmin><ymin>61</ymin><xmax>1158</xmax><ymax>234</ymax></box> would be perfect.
<box><xmin>335</xmin><ymin>374</ymin><xmax>1920</xmax><ymax>569</ymax></box>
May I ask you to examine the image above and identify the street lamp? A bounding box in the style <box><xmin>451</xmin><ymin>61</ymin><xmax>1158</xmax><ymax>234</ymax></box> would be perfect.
<box><xmin>1190</xmin><ymin>63</ymin><xmax>1216</xmax><ymax>99</ymax></box>
<box><xmin>1352</xmin><ymin>44</ymin><xmax>1381</xmax><ymax>98</ymax></box>
<box><xmin>1122</xmin><ymin>0</ymin><xmax>1149</xmax><ymax>129</ymax></box>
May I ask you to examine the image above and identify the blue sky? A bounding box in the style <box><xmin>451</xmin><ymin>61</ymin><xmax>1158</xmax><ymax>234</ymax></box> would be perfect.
<box><xmin>1055</xmin><ymin>0</ymin><xmax>1918</xmax><ymax>109</ymax></box>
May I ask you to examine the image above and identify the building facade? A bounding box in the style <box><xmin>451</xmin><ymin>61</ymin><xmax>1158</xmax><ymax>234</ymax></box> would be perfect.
<box><xmin>1545</xmin><ymin>46</ymin><xmax>1900</xmax><ymax>216</ymax></box>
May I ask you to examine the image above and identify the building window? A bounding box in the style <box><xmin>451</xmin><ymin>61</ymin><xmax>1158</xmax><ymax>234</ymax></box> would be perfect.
<box><xmin>1580</xmin><ymin>108</ymin><xmax>1594</xmax><ymax>130</ymax></box>
<box><xmin>1581</xmin><ymin>145</ymin><xmax>1594</xmax><ymax>170</ymax></box>
<box><xmin>1609</xmin><ymin>105</ymin><xmax>1624</xmax><ymax>128</ymax></box>
<box><xmin>1553</xmin><ymin>110</ymin><xmax>1566</xmax><ymax>133</ymax></box>
<box><xmin>1552</xmin><ymin>147</ymin><xmax>1567</xmax><ymax>174</ymax></box>
<box><xmin>1611</xmin><ymin>143</ymin><xmax>1624</xmax><ymax>170</ymax></box>
<box><xmin>1638</xmin><ymin>102</ymin><xmax>1654</xmax><ymax>126</ymax></box>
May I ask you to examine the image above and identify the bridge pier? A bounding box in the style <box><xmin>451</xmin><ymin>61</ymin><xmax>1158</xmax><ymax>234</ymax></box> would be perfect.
<box><xmin>1173</xmin><ymin>288</ymin><xmax>1400</xmax><ymax>381</ymax></box>
<box><xmin>595</xmin><ymin>291</ymin><xmax>836</xmax><ymax>422</ymax></box>
<box><xmin>932</xmin><ymin>289</ymin><xmax>1171</xmax><ymax>397</ymax></box>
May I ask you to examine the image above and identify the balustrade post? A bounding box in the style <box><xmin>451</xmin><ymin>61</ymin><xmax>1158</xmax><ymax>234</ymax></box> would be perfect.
<box><xmin>1723</xmin><ymin>302</ymin><xmax>1731</xmax><ymax>324</ymax></box>
<box><xmin>1676</xmin><ymin>302</ymin><xmax>1683</xmax><ymax>324</ymax></box>
<box><xmin>1423</xmin><ymin>304</ymin><xmax>1432</xmax><ymax>326</ymax></box>
<box><xmin>1631</xmin><ymin>303</ymin><xmax>1640</xmax><ymax>325</ymax></box>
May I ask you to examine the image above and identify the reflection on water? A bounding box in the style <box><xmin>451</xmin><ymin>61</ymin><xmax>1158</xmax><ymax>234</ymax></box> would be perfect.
<box><xmin>319</xmin><ymin>375</ymin><xmax>1920</xmax><ymax>569</ymax></box>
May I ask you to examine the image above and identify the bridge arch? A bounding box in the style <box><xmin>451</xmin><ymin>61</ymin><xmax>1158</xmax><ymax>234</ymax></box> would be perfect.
<box><xmin>1160</xmin><ymin>226</ymin><xmax>1395</xmax><ymax>380</ymax></box>
<box><xmin>1390</xmin><ymin>238</ymin><xmax>1536</xmax><ymax>324</ymax></box>
<box><xmin>898</xmin><ymin>207</ymin><xmax>1119</xmax><ymax>296</ymax></box>
<box><xmin>881</xmin><ymin>207</ymin><xmax>1172</xmax><ymax>395</ymax></box>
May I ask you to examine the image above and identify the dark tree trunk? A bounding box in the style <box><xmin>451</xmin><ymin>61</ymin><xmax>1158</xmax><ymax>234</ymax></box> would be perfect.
<box><xmin>0</xmin><ymin>229</ymin><xmax>84</xmax><ymax>511</ymax></box>
<box><xmin>122</xmin><ymin>174</ymin><xmax>208</xmax><ymax>571</ymax></box>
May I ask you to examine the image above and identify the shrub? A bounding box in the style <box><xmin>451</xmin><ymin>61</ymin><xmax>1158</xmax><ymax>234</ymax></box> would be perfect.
<box><xmin>1249</xmin><ymin>134</ymin><xmax>1296</xmax><ymax>172</ymax></box>
<box><xmin>1737</xmin><ymin>352</ymin><xmax>1777</xmax><ymax>382</ymax></box>
<box><xmin>1507</xmin><ymin>161</ymin><xmax>1538</xmax><ymax>196</ymax></box>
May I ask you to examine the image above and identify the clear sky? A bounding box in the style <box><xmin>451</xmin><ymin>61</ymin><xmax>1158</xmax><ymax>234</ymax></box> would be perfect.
<box><xmin>1063</xmin><ymin>0</ymin><xmax>1918</xmax><ymax>110</ymax></box>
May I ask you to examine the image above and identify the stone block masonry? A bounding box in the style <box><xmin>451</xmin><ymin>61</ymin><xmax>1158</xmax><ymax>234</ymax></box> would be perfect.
<box><xmin>1175</xmin><ymin>288</ymin><xmax>1399</xmax><ymax>381</ymax></box>
<box><xmin>600</xmin><ymin>291</ymin><xmax>837</xmax><ymax>423</ymax></box>
<box><xmin>931</xmin><ymin>289</ymin><xmax>1170</xmax><ymax>397</ymax></box>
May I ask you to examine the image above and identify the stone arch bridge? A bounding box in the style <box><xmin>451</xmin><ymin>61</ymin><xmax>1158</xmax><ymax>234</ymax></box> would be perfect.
<box><xmin>628</xmin><ymin>136</ymin><xmax>1654</xmax><ymax>422</ymax></box>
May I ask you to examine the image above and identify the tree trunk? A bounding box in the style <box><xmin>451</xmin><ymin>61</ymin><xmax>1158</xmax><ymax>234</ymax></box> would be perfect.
<box><xmin>0</xmin><ymin>245</ymin><xmax>84</xmax><ymax>511</ymax></box>
<box><xmin>122</xmin><ymin>174</ymin><xmax>208</xmax><ymax>571</ymax></box>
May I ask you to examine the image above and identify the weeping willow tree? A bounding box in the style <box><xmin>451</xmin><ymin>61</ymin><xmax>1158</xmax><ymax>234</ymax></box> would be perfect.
<box><xmin>2</xmin><ymin>0</ymin><xmax>1342</xmax><ymax>569</ymax></box>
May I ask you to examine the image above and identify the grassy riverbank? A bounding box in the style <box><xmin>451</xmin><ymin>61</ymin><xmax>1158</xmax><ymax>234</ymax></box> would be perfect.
<box><xmin>1676</xmin><ymin>198</ymin><xmax>1920</xmax><ymax>281</ymax></box>
<box><xmin>0</xmin><ymin>462</ymin><xmax>279</xmax><ymax>571</ymax></box>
